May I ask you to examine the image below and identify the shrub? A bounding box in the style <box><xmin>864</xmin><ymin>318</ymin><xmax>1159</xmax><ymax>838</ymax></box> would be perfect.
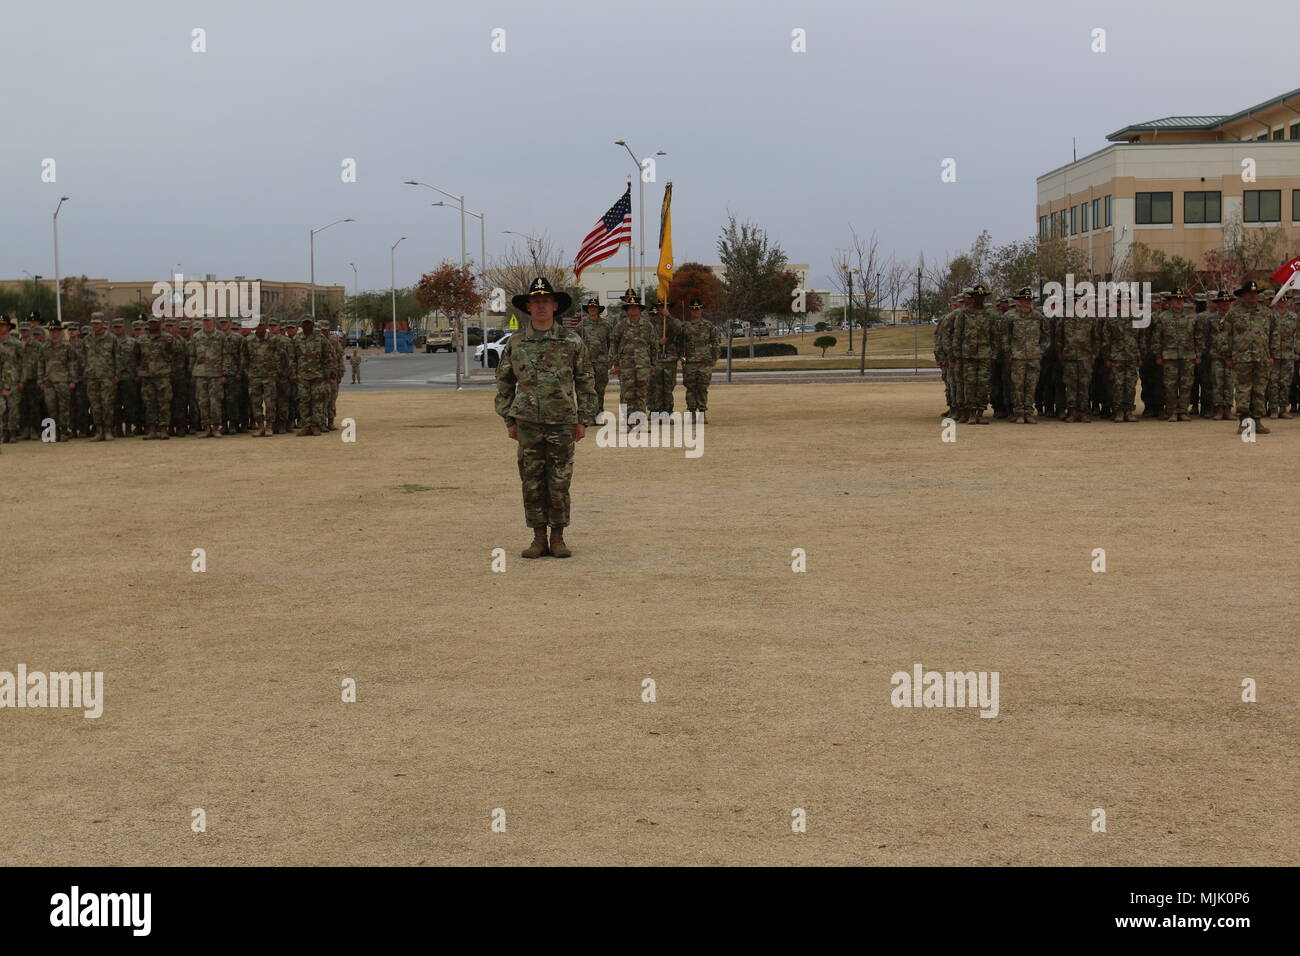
<box><xmin>813</xmin><ymin>335</ymin><xmax>837</xmax><ymax>357</ymax></box>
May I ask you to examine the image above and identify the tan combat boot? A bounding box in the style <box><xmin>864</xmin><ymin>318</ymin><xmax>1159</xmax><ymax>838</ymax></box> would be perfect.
<box><xmin>521</xmin><ymin>528</ymin><xmax>550</xmax><ymax>559</ymax></box>
<box><xmin>548</xmin><ymin>527</ymin><xmax>571</xmax><ymax>558</ymax></box>
<box><xmin>1024</xmin><ymin>413</ymin><xmax>1038</xmax><ymax>424</ymax></box>
<box><xmin>309</xmin><ymin>424</ymin><xmax>322</xmax><ymax>436</ymax></box>
<box><xmin>1255</xmin><ymin>418</ymin><xmax>1271</xmax><ymax>434</ymax></box>
<box><xmin>96</xmin><ymin>430</ymin><xmax>107</xmax><ymax>441</ymax></box>
<box><xmin>1178</xmin><ymin>412</ymin><xmax>1191</xmax><ymax>422</ymax></box>
<box><xmin>1112</xmin><ymin>411</ymin><xmax>1123</xmax><ymax>423</ymax></box>
<box><xmin>296</xmin><ymin>425</ymin><xmax>313</xmax><ymax>436</ymax></box>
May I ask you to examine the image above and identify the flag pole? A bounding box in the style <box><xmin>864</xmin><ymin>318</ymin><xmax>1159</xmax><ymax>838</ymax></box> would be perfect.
<box><xmin>626</xmin><ymin>179</ymin><xmax>634</xmax><ymax>293</ymax></box>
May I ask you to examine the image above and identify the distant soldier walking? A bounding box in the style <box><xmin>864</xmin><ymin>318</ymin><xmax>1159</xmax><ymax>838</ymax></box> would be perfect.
<box><xmin>348</xmin><ymin>349</ymin><xmax>363</xmax><ymax>384</ymax></box>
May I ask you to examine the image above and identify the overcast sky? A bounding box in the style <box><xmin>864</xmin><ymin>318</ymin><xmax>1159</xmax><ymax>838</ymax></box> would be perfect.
<box><xmin>2</xmin><ymin>0</ymin><xmax>1296</xmax><ymax>294</ymax></box>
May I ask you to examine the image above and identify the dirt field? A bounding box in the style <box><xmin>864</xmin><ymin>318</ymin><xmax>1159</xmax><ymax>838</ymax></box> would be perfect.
<box><xmin>2</xmin><ymin>383</ymin><xmax>1295</xmax><ymax>866</ymax></box>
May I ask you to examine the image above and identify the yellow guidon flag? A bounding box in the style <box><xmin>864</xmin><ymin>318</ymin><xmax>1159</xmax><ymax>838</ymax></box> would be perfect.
<box><xmin>656</xmin><ymin>182</ymin><xmax>673</xmax><ymax>303</ymax></box>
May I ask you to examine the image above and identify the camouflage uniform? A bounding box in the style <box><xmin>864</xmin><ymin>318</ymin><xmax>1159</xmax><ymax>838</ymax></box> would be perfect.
<box><xmin>21</xmin><ymin>327</ymin><xmax>45</xmax><ymax>437</ymax></box>
<box><xmin>39</xmin><ymin>331</ymin><xmax>78</xmax><ymax>439</ymax></box>
<box><xmin>1226</xmin><ymin>300</ymin><xmax>1272</xmax><ymax>423</ymax></box>
<box><xmin>1059</xmin><ymin>313</ymin><xmax>1098</xmax><ymax>419</ymax></box>
<box><xmin>113</xmin><ymin>320</ymin><xmax>143</xmax><ymax>435</ymax></box>
<box><xmin>273</xmin><ymin>327</ymin><xmax>294</xmax><ymax>432</ymax></box>
<box><xmin>82</xmin><ymin>325</ymin><xmax>119</xmax><ymax>437</ymax></box>
<box><xmin>680</xmin><ymin>316</ymin><xmax>721</xmax><ymax>415</ymax></box>
<box><xmin>610</xmin><ymin>311</ymin><xmax>657</xmax><ymax>416</ymax></box>
<box><xmin>219</xmin><ymin>321</ymin><xmax>244</xmax><ymax>432</ymax></box>
<box><xmin>168</xmin><ymin>322</ymin><xmax>193</xmax><ymax>434</ymax></box>
<box><xmin>244</xmin><ymin>328</ymin><xmax>279</xmax><ymax>431</ymax></box>
<box><xmin>189</xmin><ymin>325</ymin><xmax>227</xmax><ymax>430</ymax></box>
<box><xmin>577</xmin><ymin>312</ymin><xmax>614</xmax><ymax>415</ymax></box>
<box><xmin>1139</xmin><ymin>306</ymin><xmax>1165</xmax><ymax>416</ymax></box>
<box><xmin>934</xmin><ymin>306</ymin><xmax>961</xmax><ymax>413</ymax></box>
<box><xmin>1157</xmin><ymin>306</ymin><xmax>1199</xmax><ymax>418</ymax></box>
<box><xmin>1101</xmin><ymin>310</ymin><xmax>1141</xmax><ymax>417</ymax></box>
<box><xmin>0</xmin><ymin>327</ymin><xmax>18</xmax><ymax>449</ymax></box>
<box><xmin>69</xmin><ymin>327</ymin><xmax>89</xmax><ymax>436</ymax></box>
<box><xmin>495</xmin><ymin>322</ymin><xmax>598</xmax><ymax>529</ymax></box>
<box><xmin>647</xmin><ymin>311</ymin><xmax>682</xmax><ymax>413</ymax></box>
<box><xmin>1266</xmin><ymin>300</ymin><xmax>1298</xmax><ymax>417</ymax></box>
<box><xmin>283</xmin><ymin>328</ymin><xmax>300</xmax><ymax>429</ymax></box>
<box><xmin>325</xmin><ymin>334</ymin><xmax>344</xmax><ymax>427</ymax></box>
<box><xmin>348</xmin><ymin>351</ymin><xmax>362</xmax><ymax>384</ymax></box>
<box><xmin>1206</xmin><ymin>306</ymin><xmax>1233</xmax><ymax>418</ymax></box>
<box><xmin>294</xmin><ymin>326</ymin><xmax>332</xmax><ymax>431</ymax></box>
<box><xmin>0</xmin><ymin>324</ymin><xmax>21</xmax><ymax>440</ymax></box>
<box><xmin>137</xmin><ymin>327</ymin><xmax>176</xmax><ymax>435</ymax></box>
<box><xmin>1002</xmin><ymin>303</ymin><xmax>1046</xmax><ymax>419</ymax></box>
<box><xmin>953</xmin><ymin>303</ymin><xmax>996</xmax><ymax>418</ymax></box>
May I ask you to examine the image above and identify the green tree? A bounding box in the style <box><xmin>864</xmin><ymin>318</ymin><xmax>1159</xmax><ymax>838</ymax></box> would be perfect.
<box><xmin>813</xmin><ymin>335</ymin><xmax>837</xmax><ymax>357</ymax></box>
<box><xmin>717</xmin><ymin>213</ymin><xmax>788</xmax><ymax>358</ymax></box>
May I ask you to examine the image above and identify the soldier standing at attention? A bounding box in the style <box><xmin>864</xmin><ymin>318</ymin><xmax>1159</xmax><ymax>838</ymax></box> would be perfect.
<box><xmin>679</xmin><ymin>298</ymin><xmax>720</xmax><ymax>422</ymax></box>
<box><xmin>113</xmin><ymin>317</ymin><xmax>142</xmax><ymax>436</ymax></box>
<box><xmin>325</xmin><ymin>331</ymin><xmax>344</xmax><ymax>430</ymax></box>
<box><xmin>348</xmin><ymin>349</ymin><xmax>363</xmax><ymax>384</ymax></box>
<box><xmin>647</xmin><ymin>302</ymin><xmax>682</xmax><ymax>414</ymax></box>
<box><xmin>0</xmin><ymin>318</ymin><xmax>17</xmax><ymax>451</ymax></box>
<box><xmin>217</xmin><ymin>316</ymin><xmax>241</xmax><ymax>433</ymax></box>
<box><xmin>496</xmin><ymin>277</ymin><xmax>598</xmax><ymax>560</ymax></box>
<box><xmin>83</xmin><ymin>312</ymin><xmax>119</xmax><ymax>441</ymax></box>
<box><xmin>1266</xmin><ymin>290</ymin><xmax>1297</xmax><ymax>419</ymax></box>
<box><xmin>610</xmin><ymin>289</ymin><xmax>656</xmax><ymax>420</ymax></box>
<box><xmin>0</xmin><ymin>316</ymin><xmax>20</xmax><ymax>442</ymax></box>
<box><xmin>284</xmin><ymin>320</ymin><xmax>301</xmax><ymax>432</ymax></box>
<box><xmin>137</xmin><ymin>316</ymin><xmax>175</xmax><ymax>440</ymax></box>
<box><xmin>244</xmin><ymin>317</ymin><xmax>279</xmax><ymax>437</ymax></box>
<box><xmin>954</xmin><ymin>283</ymin><xmax>995</xmax><ymax>424</ymax></box>
<box><xmin>576</xmin><ymin>298</ymin><xmax>613</xmax><ymax>418</ymax></box>
<box><xmin>20</xmin><ymin>320</ymin><xmax>44</xmax><ymax>439</ymax></box>
<box><xmin>934</xmin><ymin>294</ymin><xmax>961</xmax><ymax>419</ymax></box>
<box><xmin>1226</xmin><ymin>280</ymin><xmax>1273</xmax><ymax>435</ymax></box>
<box><xmin>1102</xmin><ymin>290</ymin><xmax>1142</xmax><ymax>422</ymax></box>
<box><xmin>1002</xmin><ymin>288</ymin><xmax>1046</xmax><ymax>424</ymax></box>
<box><xmin>190</xmin><ymin>314</ymin><xmax>227</xmax><ymax>437</ymax></box>
<box><xmin>1204</xmin><ymin>291</ymin><xmax>1234</xmax><ymax>421</ymax></box>
<box><xmin>990</xmin><ymin>297</ymin><xmax>1012</xmax><ymax>419</ymax></box>
<box><xmin>294</xmin><ymin>317</ymin><xmax>332</xmax><ymax>436</ymax></box>
<box><xmin>1156</xmin><ymin>289</ymin><xmax>1199</xmax><ymax>422</ymax></box>
<box><xmin>270</xmin><ymin>318</ymin><xmax>293</xmax><ymax>433</ymax></box>
<box><xmin>38</xmin><ymin>323</ymin><xmax>77</xmax><ymax>441</ymax></box>
<box><xmin>163</xmin><ymin>318</ymin><xmax>188</xmax><ymax>435</ymax></box>
<box><xmin>1059</xmin><ymin>290</ymin><xmax>1098</xmax><ymax>423</ymax></box>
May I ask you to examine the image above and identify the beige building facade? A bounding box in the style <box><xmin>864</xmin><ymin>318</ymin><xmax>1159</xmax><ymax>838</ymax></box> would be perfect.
<box><xmin>1036</xmin><ymin>87</ymin><xmax>1300</xmax><ymax>280</ymax></box>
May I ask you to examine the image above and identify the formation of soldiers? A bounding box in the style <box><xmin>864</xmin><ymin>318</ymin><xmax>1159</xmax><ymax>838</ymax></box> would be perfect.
<box><xmin>934</xmin><ymin>281</ymin><xmax>1300</xmax><ymax>434</ymax></box>
<box><xmin>0</xmin><ymin>311</ymin><xmax>349</xmax><ymax>448</ymax></box>
<box><xmin>576</xmin><ymin>290</ymin><xmax>721</xmax><ymax>424</ymax></box>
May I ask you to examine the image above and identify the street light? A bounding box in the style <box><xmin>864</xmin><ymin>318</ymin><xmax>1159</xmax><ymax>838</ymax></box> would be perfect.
<box><xmin>52</xmin><ymin>196</ymin><xmax>69</xmax><ymax>326</ymax></box>
<box><xmin>615</xmin><ymin>141</ymin><xmax>666</xmax><ymax>304</ymax></box>
<box><xmin>406</xmin><ymin>180</ymin><xmax>469</xmax><ymax>381</ymax></box>
<box><xmin>310</xmin><ymin>218</ymin><xmax>354</xmax><ymax>320</ymax></box>
<box><xmin>348</xmin><ymin>262</ymin><xmax>358</xmax><ymax>332</ymax></box>
<box><xmin>434</xmin><ymin>202</ymin><xmax>489</xmax><ymax>366</ymax></box>
<box><xmin>390</xmin><ymin>237</ymin><xmax>406</xmax><ymax>354</ymax></box>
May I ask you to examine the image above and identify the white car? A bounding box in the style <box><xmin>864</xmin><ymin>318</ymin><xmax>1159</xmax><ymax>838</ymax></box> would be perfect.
<box><xmin>474</xmin><ymin>331</ymin><xmax>513</xmax><ymax>367</ymax></box>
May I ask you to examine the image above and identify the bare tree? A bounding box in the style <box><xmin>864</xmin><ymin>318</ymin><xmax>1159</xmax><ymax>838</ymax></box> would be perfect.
<box><xmin>484</xmin><ymin>231</ymin><xmax>586</xmax><ymax>318</ymax></box>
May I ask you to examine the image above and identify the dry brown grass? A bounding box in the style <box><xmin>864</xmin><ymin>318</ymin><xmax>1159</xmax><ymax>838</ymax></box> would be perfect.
<box><xmin>1</xmin><ymin>383</ymin><xmax>1295</xmax><ymax>866</ymax></box>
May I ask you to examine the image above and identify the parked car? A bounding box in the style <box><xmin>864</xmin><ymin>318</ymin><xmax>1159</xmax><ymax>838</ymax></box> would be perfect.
<box><xmin>474</xmin><ymin>331</ymin><xmax>513</xmax><ymax>367</ymax></box>
<box><xmin>751</xmin><ymin>324</ymin><xmax>770</xmax><ymax>337</ymax></box>
<box><xmin>486</xmin><ymin>328</ymin><xmax>506</xmax><ymax>343</ymax></box>
<box><xmin>792</xmin><ymin>323</ymin><xmax>816</xmax><ymax>333</ymax></box>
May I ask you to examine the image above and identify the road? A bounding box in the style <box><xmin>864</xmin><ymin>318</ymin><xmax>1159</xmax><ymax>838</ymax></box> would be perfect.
<box><xmin>342</xmin><ymin>350</ymin><xmax>938</xmax><ymax>391</ymax></box>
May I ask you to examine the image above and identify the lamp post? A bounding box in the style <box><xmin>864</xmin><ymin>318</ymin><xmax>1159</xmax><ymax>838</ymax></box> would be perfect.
<box><xmin>348</xmin><ymin>262</ymin><xmax>358</xmax><ymax>332</ymax></box>
<box><xmin>406</xmin><ymin>180</ymin><xmax>468</xmax><ymax>381</ymax></box>
<box><xmin>614</xmin><ymin>141</ymin><xmax>666</xmax><ymax>304</ymax></box>
<box><xmin>390</xmin><ymin>238</ymin><xmax>406</xmax><ymax>356</ymax></box>
<box><xmin>310</xmin><ymin>218</ymin><xmax>354</xmax><ymax>320</ymax></box>
<box><xmin>52</xmin><ymin>196</ymin><xmax>69</xmax><ymax>326</ymax></box>
<box><xmin>435</xmin><ymin>201</ymin><xmax>489</xmax><ymax>365</ymax></box>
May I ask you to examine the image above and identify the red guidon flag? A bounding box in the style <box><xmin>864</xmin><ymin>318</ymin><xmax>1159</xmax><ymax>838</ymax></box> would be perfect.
<box><xmin>1270</xmin><ymin>256</ymin><xmax>1300</xmax><ymax>303</ymax></box>
<box><xmin>573</xmin><ymin>185</ymin><xmax>632</xmax><ymax>280</ymax></box>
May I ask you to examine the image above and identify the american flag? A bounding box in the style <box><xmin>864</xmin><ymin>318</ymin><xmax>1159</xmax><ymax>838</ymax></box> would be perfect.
<box><xmin>573</xmin><ymin>185</ymin><xmax>632</xmax><ymax>280</ymax></box>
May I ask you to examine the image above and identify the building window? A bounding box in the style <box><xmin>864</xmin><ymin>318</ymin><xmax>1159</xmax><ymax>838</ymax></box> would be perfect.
<box><xmin>1273</xmin><ymin>128</ymin><xmax>1285</xmax><ymax>140</ymax></box>
<box><xmin>1039</xmin><ymin>215</ymin><xmax>1048</xmax><ymax>238</ymax></box>
<box><xmin>1070</xmin><ymin>206</ymin><xmax>1077</xmax><ymax>235</ymax></box>
<box><xmin>1184</xmin><ymin>191</ymin><xmax>1221</xmax><ymax>224</ymax></box>
<box><xmin>1292</xmin><ymin>122</ymin><xmax>1300</xmax><ymax>140</ymax></box>
<box><xmin>1293</xmin><ymin>190</ymin><xmax>1300</xmax><ymax>222</ymax></box>
<box><xmin>1104</xmin><ymin>195</ymin><xmax>1112</xmax><ymax>226</ymax></box>
<box><xmin>1092</xmin><ymin>198</ymin><xmax>1101</xmax><ymax>229</ymax></box>
<box><xmin>1136</xmin><ymin>192</ymin><xmax>1173</xmax><ymax>224</ymax></box>
<box><xmin>1244</xmin><ymin>189</ymin><xmax>1281</xmax><ymax>222</ymax></box>
<box><xmin>1081</xmin><ymin>202</ymin><xmax>1089</xmax><ymax>232</ymax></box>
